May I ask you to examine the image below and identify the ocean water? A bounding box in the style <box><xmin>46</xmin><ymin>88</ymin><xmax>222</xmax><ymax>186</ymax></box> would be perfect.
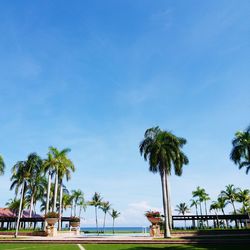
<box><xmin>81</xmin><ymin>226</ymin><xmax>149</xmax><ymax>233</ymax></box>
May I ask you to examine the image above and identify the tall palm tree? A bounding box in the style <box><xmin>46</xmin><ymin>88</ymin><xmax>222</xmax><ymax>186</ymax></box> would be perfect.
<box><xmin>230</xmin><ymin>125</ymin><xmax>250</xmax><ymax>174</ymax></box>
<box><xmin>45</xmin><ymin>147</ymin><xmax>75</xmax><ymax>230</ymax></box>
<box><xmin>139</xmin><ymin>126</ymin><xmax>189</xmax><ymax>238</ymax></box>
<box><xmin>100</xmin><ymin>201</ymin><xmax>111</xmax><ymax>233</ymax></box>
<box><xmin>110</xmin><ymin>209</ymin><xmax>120</xmax><ymax>234</ymax></box>
<box><xmin>175</xmin><ymin>202</ymin><xmax>190</xmax><ymax>229</ymax></box>
<box><xmin>24</xmin><ymin>153</ymin><xmax>43</xmax><ymax>218</ymax></box>
<box><xmin>11</xmin><ymin>154</ymin><xmax>35</xmax><ymax>237</ymax></box>
<box><xmin>0</xmin><ymin>155</ymin><xmax>5</xmax><ymax>176</ymax></box>
<box><xmin>58</xmin><ymin>164</ymin><xmax>75</xmax><ymax>231</ymax></box>
<box><xmin>89</xmin><ymin>192</ymin><xmax>102</xmax><ymax>235</ymax></box>
<box><xmin>43</xmin><ymin>152</ymin><xmax>56</xmax><ymax>216</ymax></box>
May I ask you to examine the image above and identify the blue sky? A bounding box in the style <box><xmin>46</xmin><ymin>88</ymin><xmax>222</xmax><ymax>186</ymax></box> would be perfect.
<box><xmin>0</xmin><ymin>0</ymin><xmax>250</xmax><ymax>227</ymax></box>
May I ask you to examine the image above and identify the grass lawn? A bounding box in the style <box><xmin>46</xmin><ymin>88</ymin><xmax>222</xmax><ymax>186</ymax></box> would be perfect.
<box><xmin>82</xmin><ymin>244</ymin><xmax>249</xmax><ymax>250</ymax></box>
<box><xmin>0</xmin><ymin>244</ymin><xmax>78</xmax><ymax>250</ymax></box>
<box><xmin>0</xmin><ymin>244</ymin><xmax>248</xmax><ymax>250</ymax></box>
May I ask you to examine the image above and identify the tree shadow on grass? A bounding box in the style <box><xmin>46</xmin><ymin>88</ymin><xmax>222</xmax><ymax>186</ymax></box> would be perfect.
<box><xmin>119</xmin><ymin>245</ymin><xmax>203</xmax><ymax>250</ymax></box>
<box><xmin>119</xmin><ymin>243</ymin><xmax>250</xmax><ymax>250</ymax></box>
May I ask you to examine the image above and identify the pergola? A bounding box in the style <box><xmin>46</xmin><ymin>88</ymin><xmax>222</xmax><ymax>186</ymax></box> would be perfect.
<box><xmin>0</xmin><ymin>208</ymin><xmax>72</xmax><ymax>230</ymax></box>
<box><xmin>172</xmin><ymin>214</ymin><xmax>250</xmax><ymax>228</ymax></box>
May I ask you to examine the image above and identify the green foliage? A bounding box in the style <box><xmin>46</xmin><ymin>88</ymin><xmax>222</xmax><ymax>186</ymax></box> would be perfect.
<box><xmin>230</xmin><ymin>125</ymin><xmax>250</xmax><ymax>174</ymax></box>
<box><xmin>69</xmin><ymin>216</ymin><xmax>80</xmax><ymax>222</ymax></box>
<box><xmin>44</xmin><ymin>212</ymin><xmax>59</xmax><ymax>218</ymax></box>
<box><xmin>0</xmin><ymin>155</ymin><xmax>5</xmax><ymax>176</ymax></box>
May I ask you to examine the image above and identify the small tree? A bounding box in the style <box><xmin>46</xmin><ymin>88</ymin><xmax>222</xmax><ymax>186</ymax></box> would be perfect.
<box><xmin>110</xmin><ymin>209</ymin><xmax>120</xmax><ymax>234</ymax></box>
<box><xmin>89</xmin><ymin>192</ymin><xmax>102</xmax><ymax>235</ymax></box>
<box><xmin>100</xmin><ymin>201</ymin><xmax>111</xmax><ymax>233</ymax></box>
<box><xmin>175</xmin><ymin>203</ymin><xmax>190</xmax><ymax>229</ymax></box>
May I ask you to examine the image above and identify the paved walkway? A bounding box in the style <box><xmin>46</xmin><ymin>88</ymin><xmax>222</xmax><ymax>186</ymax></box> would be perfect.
<box><xmin>1</xmin><ymin>232</ymin><xmax>250</xmax><ymax>245</ymax></box>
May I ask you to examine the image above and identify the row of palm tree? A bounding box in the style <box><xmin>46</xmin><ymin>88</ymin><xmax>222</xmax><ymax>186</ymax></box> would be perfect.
<box><xmin>8</xmin><ymin>147</ymin><xmax>75</xmax><ymax>236</ymax></box>
<box><xmin>88</xmin><ymin>192</ymin><xmax>120</xmax><ymax>234</ymax></box>
<box><xmin>140</xmin><ymin>124</ymin><xmax>249</xmax><ymax>237</ymax></box>
<box><xmin>5</xmin><ymin>148</ymin><xmax>120</xmax><ymax>235</ymax></box>
<box><xmin>175</xmin><ymin>184</ymin><xmax>250</xmax><ymax>228</ymax></box>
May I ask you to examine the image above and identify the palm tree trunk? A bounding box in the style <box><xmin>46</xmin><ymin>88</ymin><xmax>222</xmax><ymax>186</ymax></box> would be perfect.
<box><xmin>45</xmin><ymin>172</ymin><xmax>51</xmax><ymax>215</ymax></box>
<box><xmin>71</xmin><ymin>203</ymin><xmax>73</xmax><ymax>217</ymax></box>
<box><xmin>53</xmin><ymin>167</ymin><xmax>58</xmax><ymax>212</ymax></box>
<box><xmin>204</xmin><ymin>200</ymin><xmax>209</xmax><ymax>227</ymax></box>
<box><xmin>161</xmin><ymin>171</ymin><xmax>171</xmax><ymax>238</ymax></box>
<box><xmin>215</xmin><ymin>210</ymin><xmax>219</xmax><ymax>228</ymax></box>
<box><xmin>79</xmin><ymin>206</ymin><xmax>82</xmax><ymax>218</ymax></box>
<box><xmin>14</xmin><ymin>181</ymin><xmax>25</xmax><ymax>238</ymax></box>
<box><xmin>221</xmin><ymin>209</ymin><xmax>228</xmax><ymax>228</ymax></box>
<box><xmin>29</xmin><ymin>194</ymin><xmax>34</xmax><ymax>218</ymax></box>
<box><xmin>113</xmin><ymin>218</ymin><xmax>114</xmax><ymax>234</ymax></box>
<box><xmin>58</xmin><ymin>181</ymin><xmax>63</xmax><ymax>231</ymax></box>
<box><xmin>95</xmin><ymin>206</ymin><xmax>99</xmax><ymax>235</ymax></box>
<box><xmin>165</xmin><ymin>172</ymin><xmax>172</xmax><ymax>230</ymax></box>
<box><xmin>231</xmin><ymin>201</ymin><xmax>238</xmax><ymax>228</ymax></box>
<box><xmin>103</xmin><ymin>212</ymin><xmax>107</xmax><ymax>233</ymax></box>
<box><xmin>74</xmin><ymin>200</ymin><xmax>77</xmax><ymax>217</ymax></box>
<box><xmin>199</xmin><ymin>202</ymin><xmax>202</xmax><ymax>215</ymax></box>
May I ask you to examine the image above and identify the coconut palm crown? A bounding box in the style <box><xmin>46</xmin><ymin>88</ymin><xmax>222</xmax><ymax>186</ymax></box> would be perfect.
<box><xmin>0</xmin><ymin>155</ymin><xmax>5</xmax><ymax>176</ymax></box>
<box><xmin>230</xmin><ymin>125</ymin><xmax>250</xmax><ymax>174</ymax></box>
<box><xmin>139</xmin><ymin>126</ymin><xmax>189</xmax><ymax>238</ymax></box>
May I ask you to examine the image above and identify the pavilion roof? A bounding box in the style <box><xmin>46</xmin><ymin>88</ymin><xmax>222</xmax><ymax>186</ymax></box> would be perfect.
<box><xmin>0</xmin><ymin>208</ymin><xmax>42</xmax><ymax>218</ymax></box>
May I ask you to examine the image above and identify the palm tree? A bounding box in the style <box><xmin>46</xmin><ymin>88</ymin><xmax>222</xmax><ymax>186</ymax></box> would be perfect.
<box><xmin>192</xmin><ymin>186</ymin><xmax>210</xmax><ymax>228</ymax></box>
<box><xmin>110</xmin><ymin>209</ymin><xmax>120</xmax><ymax>234</ymax></box>
<box><xmin>100</xmin><ymin>201</ymin><xmax>111</xmax><ymax>233</ymax></box>
<box><xmin>192</xmin><ymin>187</ymin><xmax>210</xmax><ymax>216</ymax></box>
<box><xmin>230</xmin><ymin>125</ymin><xmax>250</xmax><ymax>174</ymax></box>
<box><xmin>89</xmin><ymin>192</ymin><xmax>102</xmax><ymax>235</ymax></box>
<box><xmin>175</xmin><ymin>203</ymin><xmax>190</xmax><ymax>229</ymax></box>
<box><xmin>190</xmin><ymin>199</ymin><xmax>199</xmax><ymax>216</ymax></box>
<box><xmin>0</xmin><ymin>155</ymin><xmax>5</xmax><ymax>176</ymax></box>
<box><xmin>11</xmin><ymin>154</ymin><xmax>35</xmax><ymax>237</ymax></box>
<box><xmin>62</xmin><ymin>193</ymin><xmax>73</xmax><ymax>215</ymax></box>
<box><xmin>237</xmin><ymin>189</ymin><xmax>250</xmax><ymax>213</ymax></box>
<box><xmin>78</xmin><ymin>199</ymin><xmax>87</xmax><ymax>219</ymax></box>
<box><xmin>216</xmin><ymin>196</ymin><xmax>228</xmax><ymax>216</ymax></box>
<box><xmin>210</xmin><ymin>201</ymin><xmax>220</xmax><ymax>228</ymax></box>
<box><xmin>24</xmin><ymin>153</ymin><xmax>43</xmax><ymax>218</ymax></box>
<box><xmin>220</xmin><ymin>184</ymin><xmax>240</xmax><ymax>227</ymax></box>
<box><xmin>45</xmin><ymin>147</ymin><xmax>75</xmax><ymax>230</ymax></box>
<box><xmin>139</xmin><ymin>126</ymin><xmax>189</xmax><ymax>238</ymax></box>
<box><xmin>6</xmin><ymin>198</ymin><xmax>23</xmax><ymax>216</ymax></box>
<box><xmin>190</xmin><ymin>199</ymin><xmax>199</xmax><ymax>228</ymax></box>
<box><xmin>216</xmin><ymin>196</ymin><xmax>229</xmax><ymax>228</ymax></box>
<box><xmin>58</xmin><ymin>162</ymin><xmax>75</xmax><ymax>228</ymax></box>
<box><xmin>71</xmin><ymin>189</ymin><xmax>84</xmax><ymax>217</ymax></box>
<box><xmin>43</xmin><ymin>152</ymin><xmax>56</xmax><ymax>216</ymax></box>
<box><xmin>220</xmin><ymin>184</ymin><xmax>239</xmax><ymax>214</ymax></box>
